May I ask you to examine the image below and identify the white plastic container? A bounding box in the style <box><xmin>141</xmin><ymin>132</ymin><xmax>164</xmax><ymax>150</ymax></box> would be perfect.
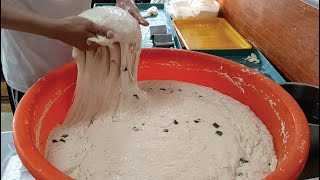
<box><xmin>169</xmin><ymin>0</ymin><xmax>220</xmax><ymax>19</ymax></box>
<box><xmin>170</xmin><ymin>0</ymin><xmax>192</xmax><ymax>19</ymax></box>
<box><xmin>191</xmin><ymin>0</ymin><xmax>220</xmax><ymax>18</ymax></box>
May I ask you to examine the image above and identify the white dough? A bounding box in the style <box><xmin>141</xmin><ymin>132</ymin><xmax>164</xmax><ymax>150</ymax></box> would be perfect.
<box><xmin>244</xmin><ymin>53</ymin><xmax>260</xmax><ymax>64</ymax></box>
<box><xmin>45</xmin><ymin>6</ymin><xmax>277</xmax><ymax>180</ymax></box>
<box><xmin>142</xmin><ymin>6</ymin><xmax>158</xmax><ymax>18</ymax></box>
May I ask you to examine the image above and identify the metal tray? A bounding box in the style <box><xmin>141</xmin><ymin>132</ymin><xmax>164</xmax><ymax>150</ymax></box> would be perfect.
<box><xmin>196</xmin><ymin>49</ymin><xmax>286</xmax><ymax>83</ymax></box>
<box><xmin>94</xmin><ymin>3</ymin><xmax>182</xmax><ymax>49</ymax></box>
<box><xmin>1</xmin><ymin>131</ymin><xmax>35</xmax><ymax>180</ymax></box>
<box><xmin>173</xmin><ymin>18</ymin><xmax>252</xmax><ymax>50</ymax></box>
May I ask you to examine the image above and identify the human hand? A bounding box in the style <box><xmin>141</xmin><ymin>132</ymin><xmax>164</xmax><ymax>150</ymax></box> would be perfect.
<box><xmin>53</xmin><ymin>16</ymin><xmax>114</xmax><ymax>51</ymax></box>
<box><xmin>116</xmin><ymin>0</ymin><xmax>149</xmax><ymax>26</ymax></box>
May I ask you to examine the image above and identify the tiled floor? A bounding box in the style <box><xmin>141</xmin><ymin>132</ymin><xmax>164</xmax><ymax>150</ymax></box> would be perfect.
<box><xmin>1</xmin><ymin>102</ymin><xmax>11</xmax><ymax>112</ymax></box>
<box><xmin>1</xmin><ymin>81</ymin><xmax>8</xmax><ymax>97</ymax></box>
<box><xmin>1</xmin><ymin>82</ymin><xmax>13</xmax><ymax>131</ymax></box>
<box><xmin>1</xmin><ymin>111</ymin><xmax>13</xmax><ymax>132</ymax></box>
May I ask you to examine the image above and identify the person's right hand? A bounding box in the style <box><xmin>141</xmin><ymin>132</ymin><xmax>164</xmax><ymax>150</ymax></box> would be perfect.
<box><xmin>116</xmin><ymin>0</ymin><xmax>149</xmax><ymax>26</ymax></box>
<box><xmin>53</xmin><ymin>16</ymin><xmax>114</xmax><ymax>51</ymax></box>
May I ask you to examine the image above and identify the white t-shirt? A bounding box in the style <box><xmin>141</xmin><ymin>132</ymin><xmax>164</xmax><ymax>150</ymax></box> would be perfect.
<box><xmin>1</xmin><ymin>0</ymin><xmax>91</xmax><ymax>93</ymax></box>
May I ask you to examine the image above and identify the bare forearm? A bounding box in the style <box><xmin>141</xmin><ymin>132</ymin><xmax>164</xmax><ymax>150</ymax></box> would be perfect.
<box><xmin>1</xmin><ymin>0</ymin><xmax>146</xmax><ymax>51</ymax></box>
<box><xmin>1</xmin><ymin>0</ymin><xmax>59</xmax><ymax>39</ymax></box>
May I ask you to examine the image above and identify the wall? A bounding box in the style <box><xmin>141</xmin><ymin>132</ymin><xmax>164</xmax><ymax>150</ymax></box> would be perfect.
<box><xmin>217</xmin><ymin>0</ymin><xmax>319</xmax><ymax>86</ymax></box>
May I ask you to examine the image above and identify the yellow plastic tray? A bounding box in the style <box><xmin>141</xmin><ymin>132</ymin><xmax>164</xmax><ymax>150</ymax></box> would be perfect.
<box><xmin>172</xmin><ymin>18</ymin><xmax>252</xmax><ymax>50</ymax></box>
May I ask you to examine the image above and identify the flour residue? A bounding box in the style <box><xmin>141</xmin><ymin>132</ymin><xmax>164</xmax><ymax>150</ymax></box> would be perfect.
<box><xmin>35</xmin><ymin>83</ymin><xmax>75</xmax><ymax>149</ymax></box>
<box><xmin>265</xmin><ymin>95</ymin><xmax>289</xmax><ymax>146</ymax></box>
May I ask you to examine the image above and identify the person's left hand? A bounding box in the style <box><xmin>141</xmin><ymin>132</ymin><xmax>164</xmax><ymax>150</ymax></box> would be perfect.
<box><xmin>116</xmin><ymin>0</ymin><xmax>149</xmax><ymax>26</ymax></box>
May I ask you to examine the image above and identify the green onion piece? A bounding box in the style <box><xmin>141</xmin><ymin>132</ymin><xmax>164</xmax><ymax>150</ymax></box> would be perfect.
<box><xmin>240</xmin><ymin>157</ymin><xmax>249</xmax><ymax>163</ymax></box>
<box><xmin>132</xmin><ymin>127</ymin><xmax>139</xmax><ymax>131</ymax></box>
<box><xmin>213</xmin><ymin>123</ymin><xmax>220</xmax><ymax>128</ymax></box>
<box><xmin>237</xmin><ymin>172</ymin><xmax>243</xmax><ymax>176</ymax></box>
<box><xmin>194</xmin><ymin>118</ymin><xmax>201</xmax><ymax>123</ymax></box>
<box><xmin>216</xmin><ymin>130</ymin><xmax>223</xmax><ymax>136</ymax></box>
<box><xmin>133</xmin><ymin>94</ymin><xmax>139</xmax><ymax>99</ymax></box>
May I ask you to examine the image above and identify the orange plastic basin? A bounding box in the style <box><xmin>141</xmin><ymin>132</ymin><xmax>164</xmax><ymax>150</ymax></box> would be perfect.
<box><xmin>13</xmin><ymin>48</ymin><xmax>309</xmax><ymax>180</ymax></box>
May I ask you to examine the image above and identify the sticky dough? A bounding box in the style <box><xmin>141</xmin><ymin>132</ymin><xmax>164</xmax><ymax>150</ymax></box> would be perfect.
<box><xmin>64</xmin><ymin>6</ymin><xmax>142</xmax><ymax>131</ymax></box>
<box><xmin>45</xmin><ymin>6</ymin><xmax>277</xmax><ymax>180</ymax></box>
